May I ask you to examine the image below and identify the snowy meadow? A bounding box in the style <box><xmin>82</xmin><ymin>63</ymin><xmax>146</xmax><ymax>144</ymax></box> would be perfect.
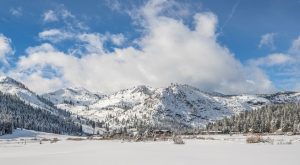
<box><xmin>1</xmin><ymin>129</ymin><xmax>300</xmax><ymax>165</ymax></box>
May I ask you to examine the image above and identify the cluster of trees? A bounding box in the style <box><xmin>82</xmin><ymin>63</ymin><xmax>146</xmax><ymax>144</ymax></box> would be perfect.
<box><xmin>0</xmin><ymin>92</ymin><xmax>83</xmax><ymax>136</ymax></box>
<box><xmin>206</xmin><ymin>103</ymin><xmax>300</xmax><ymax>133</ymax></box>
<box><xmin>96</xmin><ymin>109</ymin><xmax>194</xmax><ymax>135</ymax></box>
<box><xmin>0</xmin><ymin>114</ymin><xmax>13</xmax><ymax>135</ymax></box>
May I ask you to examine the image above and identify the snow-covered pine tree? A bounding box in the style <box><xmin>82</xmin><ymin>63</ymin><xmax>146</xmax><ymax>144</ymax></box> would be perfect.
<box><xmin>206</xmin><ymin>103</ymin><xmax>300</xmax><ymax>134</ymax></box>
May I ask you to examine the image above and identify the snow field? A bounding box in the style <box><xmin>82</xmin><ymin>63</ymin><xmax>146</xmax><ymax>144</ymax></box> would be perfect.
<box><xmin>1</xmin><ymin>130</ymin><xmax>300</xmax><ymax>165</ymax></box>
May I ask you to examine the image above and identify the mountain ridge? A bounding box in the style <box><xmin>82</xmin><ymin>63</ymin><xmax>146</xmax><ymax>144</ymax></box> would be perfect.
<box><xmin>43</xmin><ymin>82</ymin><xmax>300</xmax><ymax>131</ymax></box>
<box><xmin>0</xmin><ymin>76</ymin><xmax>59</xmax><ymax>114</ymax></box>
<box><xmin>1</xmin><ymin>76</ymin><xmax>300</xmax><ymax>132</ymax></box>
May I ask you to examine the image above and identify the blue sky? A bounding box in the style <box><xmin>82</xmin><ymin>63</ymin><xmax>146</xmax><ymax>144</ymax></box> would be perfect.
<box><xmin>0</xmin><ymin>0</ymin><xmax>299</xmax><ymax>94</ymax></box>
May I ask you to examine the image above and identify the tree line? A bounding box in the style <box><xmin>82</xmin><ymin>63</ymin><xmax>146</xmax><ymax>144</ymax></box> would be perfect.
<box><xmin>206</xmin><ymin>103</ymin><xmax>300</xmax><ymax>133</ymax></box>
<box><xmin>0</xmin><ymin>92</ymin><xmax>82</xmax><ymax>136</ymax></box>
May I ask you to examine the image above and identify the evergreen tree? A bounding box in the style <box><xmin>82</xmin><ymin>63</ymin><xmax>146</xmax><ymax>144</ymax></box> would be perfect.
<box><xmin>206</xmin><ymin>103</ymin><xmax>300</xmax><ymax>134</ymax></box>
<box><xmin>0</xmin><ymin>92</ymin><xmax>82</xmax><ymax>136</ymax></box>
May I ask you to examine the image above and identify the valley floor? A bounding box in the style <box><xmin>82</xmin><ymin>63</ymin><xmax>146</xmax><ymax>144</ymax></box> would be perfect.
<box><xmin>1</xmin><ymin>129</ymin><xmax>300</xmax><ymax>165</ymax></box>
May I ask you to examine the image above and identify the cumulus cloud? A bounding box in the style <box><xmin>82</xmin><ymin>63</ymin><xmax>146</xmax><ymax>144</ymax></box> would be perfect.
<box><xmin>10</xmin><ymin>0</ymin><xmax>274</xmax><ymax>94</ymax></box>
<box><xmin>0</xmin><ymin>34</ymin><xmax>14</xmax><ymax>65</ymax></box>
<box><xmin>14</xmin><ymin>70</ymin><xmax>64</xmax><ymax>94</ymax></box>
<box><xmin>78</xmin><ymin>33</ymin><xmax>106</xmax><ymax>54</ymax></box>
<box><xmin>259</xmin><ymin>33</ymin><xmax>276</xmax><ymax>50</ymax></box>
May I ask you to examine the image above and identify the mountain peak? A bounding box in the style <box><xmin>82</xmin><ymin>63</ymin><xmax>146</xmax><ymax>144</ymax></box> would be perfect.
<box><xmin>43</xmin><ymin>86</ymin><xmax>101</xmax><ymax>106</ymax></box>
<box><xmin>0</xmin><ymin>76</ymin><xmax>27</xmax><ymax>89</ymax></box>
<box><xmin>65</xmin><ymin>87</ymin><xmax>90</xmax><ymax>94</ymax></box>
<box><xmin>0</xmin><ymin>76</ymin><xmax>59</xmax><ymax>113</ymax></box>
<box><xmin>0</xmin><ymin>76</ymin><xmax>16</xmax><ymax>82</ymax></box>
<box><xmin>131</xmin><ymin>85</ymin><xmax>153</xmax><ymax>94</ymax></box>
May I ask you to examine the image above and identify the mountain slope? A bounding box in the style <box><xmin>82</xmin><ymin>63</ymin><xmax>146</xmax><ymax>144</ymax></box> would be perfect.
<box><xmin>0</xmin><ymin>76</ymin><xmax>59</xmax><ymax>114</ymax></box>
<box><xmin>0</xmin><ymin>91</ymin><xmax>82</xmax><ymax>136</ymax></box>
<box><xmin>260</xmin><ymin>91</ymin><xmax>300</xmax><ymax>104</ymax></box>
<box><xmin>43</xmin><ymin>87</ymin><xmax>102</xmax><ymax>106</ymax></box>
<box><xmin>0</xmin><ymin>76</ymin><xmax>91</xmax><ymax>136</ymax></box>
<box><xmin>42</xmin><ymin>87</ymin><xmax>103</xmax><ymax>115</ymax></box>
<box><xmin>44</xmin><ymin>84</ymin><xmax>300</xmax><ymax>132</ymax></box>
<box><xmin>2</xmin><ymin>76</ymin><xmax>296</xmax><ymax>133</ymax></box>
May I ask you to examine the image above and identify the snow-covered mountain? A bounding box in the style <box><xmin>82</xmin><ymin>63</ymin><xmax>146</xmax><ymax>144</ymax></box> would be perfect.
<box><xmin>42</xmin><ymin>87</ymin><xmax>103</xmax><ymax>115</ymax></box>
<box><xmin>0</xmin><ymin>76</ymin><xmax>59</xmax><ymax>114</ymax></box>
<box><xmin>260</xmin><ymin>91</ymin><xmax>300</xmax><ymax>104</ymax></box>
<box><xmin>2</xmin><ymin>76</ymin><xmax>300</xmax><ymax>132</ymax></box>
<box><xmin>43</xmin><ymin>83</ymin><xmax>300</xmax><ymax>131</ymax></box>
<box><xmin>43</xmin><ymin>87</ymin><xmax>102</xmax><ymax>105</ymax></box>
<box><xmin>0</xmin><ymin>76</ymin><xmax>99</xmax><ymax>135</ymax></box>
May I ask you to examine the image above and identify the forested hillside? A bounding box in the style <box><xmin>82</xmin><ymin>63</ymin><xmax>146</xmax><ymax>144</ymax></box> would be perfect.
<box><xmin>206</xmin><ymin>103</ymin><xmax>300</xmax><ymax>133</ymax></box>
<box><xmin>0</xmin><ymin>92</ymin><xmax>82</xmax><ymax>136</ymax></box>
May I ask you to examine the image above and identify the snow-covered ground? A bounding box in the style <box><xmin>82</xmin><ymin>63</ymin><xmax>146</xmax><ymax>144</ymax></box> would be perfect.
<box><xmin>1</xmin><ymin>129</ymin><xmax>300</xmax><ymax>165</ymax></box>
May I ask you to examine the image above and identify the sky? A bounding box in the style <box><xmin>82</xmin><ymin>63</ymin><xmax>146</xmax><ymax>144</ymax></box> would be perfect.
<box><xmin>0</xmin><ymin>0</ymin><xmax>300</xmax><ymax>94</ymax></box>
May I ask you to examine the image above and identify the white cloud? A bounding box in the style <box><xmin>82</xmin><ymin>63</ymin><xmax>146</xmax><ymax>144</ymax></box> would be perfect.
<box><xmin>9</xmin><ymin>7</ymin><xmax>23</xmax><ymax>17</ymax></box>
<box><xmin>250</xmin><ymin>35</ymin><xmax>300</xmax><ymax>91</ymax></box>
<box><xmin>259</xmin><ymin>33</ymin><xmax>276</xmax><ymax>50</ymax></box>
<box><xmin>43</xmin><ymin>10</ymin><xmax>58</xmax><ymax>22</ymax></box>
<box><xmin>289</xmin><ymin>36</ymin><xmax>300</xmax><ymax>55</ymax></box>
<box><xmin>43</xmin><ymin>7</ymin><xmax>75</xmax><ymax>23</ymax></box>
<box><xmin>249</xmin><ymin>53</ymin><xmax>293</xmax><ymax>67</ymax></box>
<box><xmin>38</xmin><ymin>30</ymin><xmax>120</xmax><ymax>54</ymax></box>
<box><xmin>11</xmin><ymin>0</ymin><xmax>274</xmax><ymax>94</ymax></box>
<box><xmin>42</xmin><ymin>7</ymin><xmax>88</xmax><ymax>31</ymax></box>
<box><xmin>110</xmin><ymin>34</ymin><xmax>126</xmax><ymax>46</ymax></box>
<box><xmin>60</xmin><ymin>8</ymin><xmax>75</xmax><ymax>19</ymax></box>
<box><xmin>78</xmin><ymin>33</ymin><xmax>105</xmax><ymax>54</ymax></box>
<box><xmin>39</xmin><ymin>29</ymin><xmax>73</xmax><ymax>43</ymax></box>
<box><xmin>0</xmin><ymin>34</ymin><xmax>14</xmax><ymax>65</ymax></box>
<box><xmin>14</xmin><ymin>71</ymin><xmax>64</xmax><ymax>94</ymax></box>
<box><xmin>25</xmin><ymin>43</ymin><xmax>56</xmax><ymax>54</ymax></box>
<box><xmin>194</xmin><ymin>12</ymin><xmax>217</xmax><ymax>39</ymax></box>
